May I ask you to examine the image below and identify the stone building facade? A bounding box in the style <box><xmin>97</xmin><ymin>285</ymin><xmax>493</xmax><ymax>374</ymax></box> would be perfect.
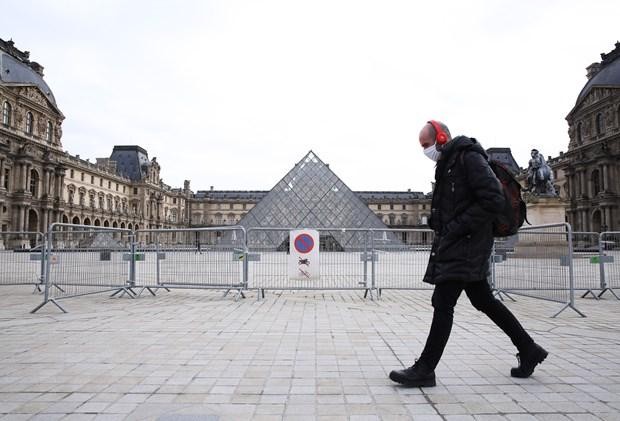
<box><xmin>550</xmin><ymin>42</ymin><xmax>620</xmax><ymax>232</ymax></box>
<box><xmin>1</xmin><ymin>39</ymin><xmax>190</xmax><ymax>241</ymax></box>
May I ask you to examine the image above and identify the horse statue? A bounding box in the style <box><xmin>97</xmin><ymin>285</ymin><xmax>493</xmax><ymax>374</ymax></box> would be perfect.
<box><xmin>526</xmin><ymin>149</ymin><xmax>556</xmax><ymax>196</ymax></box>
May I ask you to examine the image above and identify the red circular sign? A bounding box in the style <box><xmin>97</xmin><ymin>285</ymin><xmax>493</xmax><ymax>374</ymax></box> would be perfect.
<box><xmin>294</xmin><ymin>233</ymin><xmax>314</xmax><ymax>254</ymax></box>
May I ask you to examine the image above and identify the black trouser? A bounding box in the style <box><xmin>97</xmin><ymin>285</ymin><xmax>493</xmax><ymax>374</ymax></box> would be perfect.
<box><xmin>418</xmin><ymin>279</ymin><xmax>534</xmax><ymax>370</ymax></box>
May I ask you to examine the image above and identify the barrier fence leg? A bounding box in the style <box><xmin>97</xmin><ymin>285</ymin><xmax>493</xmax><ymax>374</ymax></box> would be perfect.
<box><xmin>31</xmin><ymin>232</ymin><xmax>67</xmax><ymax>314</ymax></box>
<box><xmin>554</xmin><ymin>230</ymin><xmax>586</xmax><ymax>318</ymax></box>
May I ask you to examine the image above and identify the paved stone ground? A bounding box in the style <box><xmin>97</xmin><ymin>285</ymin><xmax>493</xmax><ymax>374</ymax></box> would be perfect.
<box><xmin>1</xmin><ymin>286</ymin><xmax>619</xmax><ymax>420</ymax></box>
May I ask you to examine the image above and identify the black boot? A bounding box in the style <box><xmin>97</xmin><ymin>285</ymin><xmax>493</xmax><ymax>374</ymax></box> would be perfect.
<box><xmin>511</xmin><ymin>343</ymin><xmax>548</xmax><ymax>378</ymax></box>
<box><xmin>389</xmin><ymin>361</ymin><xmax>436</xmax><ymax>387</ymax></box>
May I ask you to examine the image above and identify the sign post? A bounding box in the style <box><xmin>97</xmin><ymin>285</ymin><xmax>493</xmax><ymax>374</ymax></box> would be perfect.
<box><xmin>288</xmin><ymin>229</ymin><xmax>320</xmax><ymax>281</ymax></box>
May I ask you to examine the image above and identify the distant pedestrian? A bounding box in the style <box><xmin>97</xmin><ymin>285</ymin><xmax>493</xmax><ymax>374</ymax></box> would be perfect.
<box><xmin>389</xmin><ymin>120</ymin><xmax>547</xmax><ymax>388</ymax></box>
<box><xmin>195</xmin><ymin>233</ymin><xmax>202</xmax><ymax>254</ymax></box>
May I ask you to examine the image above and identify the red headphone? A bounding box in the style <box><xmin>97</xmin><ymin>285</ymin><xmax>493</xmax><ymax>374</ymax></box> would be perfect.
<box><xmin>428</xmin><ymin>120</ymin><xmax>449</xmax><ymax>145</ymax></box>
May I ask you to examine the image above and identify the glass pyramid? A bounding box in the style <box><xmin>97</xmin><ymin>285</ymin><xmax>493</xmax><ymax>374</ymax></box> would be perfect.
<box><xmin>237</xmin><ymin>151</ymin><xmax>400</xmax><ymax>250</ymax></box>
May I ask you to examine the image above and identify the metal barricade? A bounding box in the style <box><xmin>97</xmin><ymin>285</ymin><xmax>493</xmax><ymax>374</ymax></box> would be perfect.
<box><xmin>133</xmin><ymin>226</ymin><xmax>247</xmax><ymax>300</ymax></box>
<box><xmin>571</xmin><ymin>232</ymin><xmax>603</xmax><ymax>298</ymax></box>
<box><xmin>599</xmin><ymin>232</ymin><xmax>620</xmax><ymax>299</ymax></box>
<box><xmin>247</xmin><ymin>228</ymin><xmax>373</xmax><ymax>298</ymax></box>
<box><xmin>491</xmin><ymin>223</ymin><xmax>585</xmax><ymax>317</ymax></box>
<box><xmin>31</xmin><ymin>224</ymin><xmax>133</xmax><ymax>313</ymax></box>
<box><xmin>372</xmin><ymin>228</ymin><xmax>434</xmax><ymax>295</ymax></box>
<box><xmin>0</xmin><ymin>231</ymin><xmax>46</xmax><ymax>291</ymax></box>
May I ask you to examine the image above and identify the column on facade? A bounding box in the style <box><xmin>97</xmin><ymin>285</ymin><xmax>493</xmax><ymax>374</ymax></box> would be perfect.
<box><xmin>25</xmin><ymin>163</ymin><xmax>32</xmax><ymax>193</ymax></box>
<box><xmin>42</xmin><ymin>209</ymin><xmax>48</xmax><ymax>233</ymax></box>
<box><xmin>59</xmin><ymin>172</ymin><xmax>65</xmax><ymax>200</ymax></box>
<box><xmin>603</xmin><ymin>206</ymin><xmax>611</xmax><ymax>231</ymax></box>
<box><xmin>17</xmin><ymin>205</ymin><xmax>25</xmax><ymax>232</ymax></box>
<box><xmin>580</xmin><ymin>169</ymin><xmax>586</xmax><ymax>197</ymax></box>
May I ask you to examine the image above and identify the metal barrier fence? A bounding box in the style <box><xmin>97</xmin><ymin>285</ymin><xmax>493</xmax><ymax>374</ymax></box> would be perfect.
<box><xmin>572</xmin><ymin>232</ymin><xmax>603</xmax><ymax>298</ymax></box>
<box><xmin>11</xmin><ymin>223</ymin><xmax>617</xmax><ymax>315</ymax></box>
<box><xmin>0</xmin><ymin>231</ymin><xmax>45</xmax><ymax>291</ymax></box>
<box><xmin>31</xmin><ymin>224</ymin><xmax>133</xmax><ymax>313</ymax></box>
<box><xmin>133</xmin><ymin>227</ymin><xmax>247</xmax><ymax>300</ymax></box>
<box><xmin>371</xmin><ymin>229</ymin><xmax>434</xmax><ymax>293</ymax></box>
<box><xmin>600</xmin><ymin>232</ymin><xmax>620</xmax><ymax>299</ymax></box>
<box><xmin>247</xmin><ymin>228</ymin><xmax>375</xmax><ymax>298</ymax></box>
<box><xmin>491</xmin><ymin>223</ymin><xmax>584</xmax><ymax>317</ymax></box>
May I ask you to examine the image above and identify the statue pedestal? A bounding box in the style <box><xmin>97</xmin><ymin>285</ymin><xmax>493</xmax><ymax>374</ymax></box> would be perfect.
<box><xmin>525</xmin><ymin>195</ymin><xmax>566</xmax><ymax>226</ymax></box>
<box><xmin>510</xmin><ymin>195</ymin><xmax>567</xmax><ymax>258</ymax></box>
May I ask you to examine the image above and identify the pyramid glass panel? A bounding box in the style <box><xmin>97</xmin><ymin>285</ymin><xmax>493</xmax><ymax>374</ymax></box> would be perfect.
<box><xmin>233</xmin><ymin>151</ymin><xmax>401</xmax><ymax>250</ymax></box>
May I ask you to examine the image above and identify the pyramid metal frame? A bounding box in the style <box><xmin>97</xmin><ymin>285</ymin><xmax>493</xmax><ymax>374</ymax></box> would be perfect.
<box><xmin>236</xmin><ymin>151</ymin><xmax>400</xmax><ymax>250</ymax></box>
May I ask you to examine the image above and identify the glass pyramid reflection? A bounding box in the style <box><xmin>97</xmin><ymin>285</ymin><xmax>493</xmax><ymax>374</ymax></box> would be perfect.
<box><xmin>236</xmin><ymin>151</ymin><xmax>400</xmax><ymax>250</ymax></box>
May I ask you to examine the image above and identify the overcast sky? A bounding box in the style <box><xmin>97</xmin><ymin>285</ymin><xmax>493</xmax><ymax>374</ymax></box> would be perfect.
<box><xmin>2</xmin><ymin>0</ymin><xmax>619</xmax><ymax>193</ymax></box>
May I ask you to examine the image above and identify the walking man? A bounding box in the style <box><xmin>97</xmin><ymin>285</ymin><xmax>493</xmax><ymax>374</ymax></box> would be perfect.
<box><xmin>389</xmin><ymin>120</ymin><xmax>547</xmax><ymax>387</ymax></box>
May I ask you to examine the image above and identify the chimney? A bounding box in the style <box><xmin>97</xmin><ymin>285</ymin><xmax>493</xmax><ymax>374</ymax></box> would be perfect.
<box><xmin>586</xmin><ymin>62</ymin><xmax>601</xmax><ymax>80</ymax></box>
<box><xmin>210</xmin><ymin>186</ymin><xmax>214</xmax><ymax>191</ymax></box>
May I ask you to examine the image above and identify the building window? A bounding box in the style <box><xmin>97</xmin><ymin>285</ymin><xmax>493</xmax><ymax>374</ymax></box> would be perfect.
<box><xmin>99</xmin><ymin>178</ymin><xmax>103</xmax><ymax>187</ymax></box>
<box><xmin>79</xmin><ymin>192</ymin><xmax>85</xmax><ymax>206</ymax></box>
<box><xmin>25</xmin><ymin>112</ymin><xmax>33</xmax><ymax>135</ymax></box>
<box><xmin>115</xmin><ymin>183</ymin><xmax>118</xmax><ymax>191</ymax></box>
<box><xmin>377</xmin><ymin>204</ymin><xmax>382</xmax><ymax>210</ymax></box>
<box><xmin>123</xmin><ymin>186</ymin><xmax>126</xmax><ymax>193</ymax></box>
<box><xmin>134</xmin><ymin>187</ymin><xmax>138</xmax><ymax>194</ymax></box>
<box><xmin>90</xmin><ymin>194</ymin><xmax>95</xmax><ymax>208</ymax></box>
<box><xmin>70</xmin><ymin>169</ymin><xmax>74</xmax><ymax>178</ymax></box>
<box><xmin>91</xmin><ymin>175</ymin><xmax>94</xmax><ymax>184</ymax></box>
<box><xmin>389</xmin><ymin>214</ymin><xmax>395</xmax><ymax>225</ymax></box>
<box><xmin>390</xmin><ymin>204</ymin><xmax>394</xmax><ymax>210</ymax></box>
<box><xmin>402</xmin><ymin>204</ymin><xmax>406</xmax><ymax>210</ymax></box>
<box><xmin>81</xmin><ymin>172</ymin><xmax>84</xmax><ymax>182</ymax></box>
<box><xmin>45</xmin><ymin>121</ymin><xmax>53</xmax><ymax>143</ymax></box>
<box><xmin>3</xmin><ymin>169</ymin><xmax>9</xmax><ymax>189</ymax></box>
<box><xmin>2</xmin><ymin>101</ymin><xmax>11</xmax><ymax>127</ymax></box>
<box><xmin>596</xmin><ymin>113</ymin><xmax>604</xmax><ymax>136</ymax></box>
<box><xmin>173</xmin><ymin>197</ymin><xmax>176</xmax><ymax>204</ymax></box>
<box><xmin>29</xmin><ymin>170</ymin><xmax>39</xmax><ymax>197</ymax></box>
<box><xmin>591</xmin><ymin>170</ymin><xmax>601</xmax><ymax>195</ymax></box>
<box><xmin>108</xmin><ymin>181</ymin><xmax>111</xmax><ymax>189</ymax></box>
<box><xmin>577</xmin><ymin>122</ymin><xmax>583</xmax><ymax>144</ymax></box>
<box><xmin>229</xmin><ymin>203</ymin><xmax>234</xmax><ymax>210</ymax></box>
<box><xmin>99</xmin><ymin>196</ymin><xmax>104</xmax><ymax>209</ymax></box>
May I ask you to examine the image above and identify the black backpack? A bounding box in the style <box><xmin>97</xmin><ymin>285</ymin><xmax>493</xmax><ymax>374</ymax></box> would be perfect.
<box><xmin>459</xmin><ymin>151</ymin><xmax>527</xmax><ymax>237</ymax></box>
<box><xmin>488</xmin><ymin>160</ymin><xmax>527</xmax><ymax>237</ymax></box>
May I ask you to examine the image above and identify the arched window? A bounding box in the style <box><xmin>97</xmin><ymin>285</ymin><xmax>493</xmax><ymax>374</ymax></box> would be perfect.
<box><xmin>25</xmin><ymin>112</ymin><xmax>33</xmax><ymax>135</ymax></box>
<box><xmin>591</xmin><ymin>170</ymin><xmax>601</xmax><ymax>196</ymax></box>
<box><xmin>595</xmin><ymin>113</ymin><xmax>604</xmax><ymax>136</ymax></box>
<box><xmin>2</xmin><ymin>101</ymin><xmax>11</xmax><ymax>127</ymax></box>
<box><xmin>29</xmin><ymin>170</ymin><xmax>39</xmax><ymax>197</ymax></box>
<box><xmin>576</xmin><ymin>122</ymin><xmax>582</xmax><ymax>144</ymax></box>
<box><xmin>45</xmin><ymin>121</ymin><xmax>53</xmax><ymax>143</ymax></box>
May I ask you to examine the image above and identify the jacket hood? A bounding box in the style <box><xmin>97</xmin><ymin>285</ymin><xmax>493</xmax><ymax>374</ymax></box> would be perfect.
<box><xmin>439</xmin><ymin>135</ymin><xmax>487</xmax><ymax>160</ymax></box>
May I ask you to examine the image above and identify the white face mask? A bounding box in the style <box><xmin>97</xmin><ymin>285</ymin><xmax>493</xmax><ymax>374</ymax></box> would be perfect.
<box><xmin>423</xmin><ymin>144</ymin><xmax>441</xmax><ymax>162</ymax></box>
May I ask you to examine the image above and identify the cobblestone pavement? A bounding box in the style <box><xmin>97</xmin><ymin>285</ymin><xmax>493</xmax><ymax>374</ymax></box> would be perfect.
<box><xmin>1</xmin><ymin>286</ymin><xmax>619</xmax><ymax>420</ymax></box>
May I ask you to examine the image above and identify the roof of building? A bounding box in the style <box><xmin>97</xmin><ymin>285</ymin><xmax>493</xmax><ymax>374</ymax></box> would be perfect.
<box><xmin>577</xmin><ymin>41</ymin><xmax>620</xmax><ymax>102</ymax></box>
<box><xmin>109</xmin><ymin>146</ymin><xmax>150</xmax><ymax>182</ymax></box>
<box><xmin>356</xmin><ymin>191</ymin><xmax>427</xmax><ymax>201</ymax></box>
<box><xmin>0</xmin><ymin>38</ymin><xmax>57</xmax><ymax>107</ymax></box>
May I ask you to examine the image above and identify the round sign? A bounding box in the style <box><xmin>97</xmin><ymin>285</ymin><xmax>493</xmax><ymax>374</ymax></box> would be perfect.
<box><xmin>294</xmin><ymin>233</ymin><xmax>315</xmax><ymax>254</ymax></box>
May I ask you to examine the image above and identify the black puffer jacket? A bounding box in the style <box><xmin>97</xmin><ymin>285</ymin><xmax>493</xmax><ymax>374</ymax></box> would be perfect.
<box><xmin>423</xmin><ymin>136</ymin><xmax>505</xmax><ymax>284</ymax></box>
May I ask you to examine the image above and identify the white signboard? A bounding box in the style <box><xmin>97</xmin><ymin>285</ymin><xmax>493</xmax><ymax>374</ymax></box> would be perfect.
<box><xmin>288</xmin><ymin>229</ymin><xmax>320</xmax><ymax>281</ymax></box>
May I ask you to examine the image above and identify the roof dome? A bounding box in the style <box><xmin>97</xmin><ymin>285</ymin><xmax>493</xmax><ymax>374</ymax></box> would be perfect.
<box><xmin>577</xmin><ymin>41</ymin><xmax>620</xmax><ymax>102</ymax></box>
<box><xmin>0</xmin><ymin>39</ymin><xmax>57</xmax><ymax>106</ymax></box>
